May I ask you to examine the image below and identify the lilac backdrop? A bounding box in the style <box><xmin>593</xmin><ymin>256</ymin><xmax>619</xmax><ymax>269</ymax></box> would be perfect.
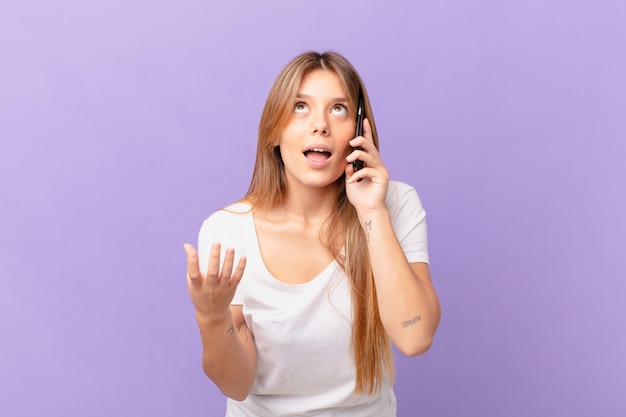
<box><xmin>1</xmin><ymin>1</ymin><xmax>625</xmax><ymax>416</ymax></box>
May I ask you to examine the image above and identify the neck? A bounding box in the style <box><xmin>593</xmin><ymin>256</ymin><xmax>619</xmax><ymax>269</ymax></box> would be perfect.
<box><xmin>279</xmin><ymin>180</ymin><xmax>340</xmax><ymax>223</ymax></box>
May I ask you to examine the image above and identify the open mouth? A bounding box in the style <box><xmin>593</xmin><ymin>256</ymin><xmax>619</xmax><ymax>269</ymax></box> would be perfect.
<box><xmin>303</xmin><ymin>148</ymin><xmax>332</xmax><ymax>162</ymax></box>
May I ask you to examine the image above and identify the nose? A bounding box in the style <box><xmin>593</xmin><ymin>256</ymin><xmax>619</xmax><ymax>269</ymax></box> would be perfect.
<box><xmin>311</xmin><ymin>111</ymin><xmax>329</xmax><ymax>136</ymax></box>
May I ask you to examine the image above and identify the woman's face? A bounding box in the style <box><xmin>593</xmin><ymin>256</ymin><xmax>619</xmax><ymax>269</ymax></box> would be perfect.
<box><xmin>277</xmin><ymin>69</ymin><xmax>355</xmax><ymax>190</ymax></box>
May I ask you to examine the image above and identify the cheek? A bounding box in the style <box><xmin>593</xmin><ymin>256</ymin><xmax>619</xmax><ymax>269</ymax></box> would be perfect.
<box><xmin>335</xmin><ymin>123</ymin><xmax>355</xmax><ymax>150</ymax></box>
<box><xmin>276</xmin><ymin>125</ymin><xmax>296</xmax><ymax>147</ymax></box>
<box><xmin>339</xmin><ymin>144</ymin><xmax>352</xmax><ymax>161</ymax></box>
<box><xmin>279</xmin><ymin>120</ymin><xmax>307</xmax><ymax>144</ymax></box>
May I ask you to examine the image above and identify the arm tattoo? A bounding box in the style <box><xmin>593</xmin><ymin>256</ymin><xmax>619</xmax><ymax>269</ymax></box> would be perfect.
<box><xmin>227</xmin><ymin>325</ymin><xmax>235</xmax><ymax>335</ymax></box>
<box><xmin>236</xmin><ymin>321</ymin><xmax>250</xmax><ymax>343</ymax></box>
<box><xmin>365</xmin><ymin>219</ymin><xmax>372</xmax><ymax>243</ymax></box>
<box><xmin>401</xmin><ymin>315</ymin><xmax>422</xmax><ymax>327</ymax></box>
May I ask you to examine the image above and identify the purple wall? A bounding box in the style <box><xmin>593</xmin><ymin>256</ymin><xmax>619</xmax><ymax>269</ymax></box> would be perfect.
<box><xmin>2</xmin><ymin>1</ymin><xmax>625</xmax><ymax>416</ymax></box>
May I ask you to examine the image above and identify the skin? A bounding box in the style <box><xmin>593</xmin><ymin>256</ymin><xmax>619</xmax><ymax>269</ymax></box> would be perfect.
<box><xmin>184</xmin><ymin>69</ymin><xmax>441</xmax><ymax>400</ymax></box>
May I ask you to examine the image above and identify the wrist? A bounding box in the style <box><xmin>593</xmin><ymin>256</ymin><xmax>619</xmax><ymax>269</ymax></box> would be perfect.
<box><xmin>357</xmin><ymin>208</ymin><xmax>392</xmax><ymax>244</ymax></box>
<box><xmin>356</xmin><ymin>206</ymin><xmax>389</xmax><ymax>223</ymax></box>
<box><xmin>195</xmin><ymin>309</ymin><xmax>232</xmax><ymax>328</ymax></box>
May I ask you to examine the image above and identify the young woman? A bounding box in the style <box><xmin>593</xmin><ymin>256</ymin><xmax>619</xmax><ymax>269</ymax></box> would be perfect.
<box><xmin>184</xmin><ymin>51</ymin><xmax>440</xmax><ymax>416</ymax></box>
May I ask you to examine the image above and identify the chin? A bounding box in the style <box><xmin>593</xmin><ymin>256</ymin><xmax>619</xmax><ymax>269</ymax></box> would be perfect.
<box><xmin>310</xmin><ymin>173</ymin><xmax>345</xmax><ymax>189</ymax></box>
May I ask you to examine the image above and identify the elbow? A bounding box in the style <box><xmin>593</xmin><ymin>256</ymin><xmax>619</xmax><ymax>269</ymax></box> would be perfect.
<box><xmin>219</xmin><ymin>373</ymin><xmax>255</xmax><ymax>401</ymax></box>
<box><xmin>399</xmin><ymin>306</ymin><xmax>441</xmax><ymax>356</ymax></box>
<box><xmin>202</xmin><ymin>364</ymin><xmax>254</xmax><ymax>402</ymax></box>
<box><xmin>224</xmin><ymin>390</ymin><xmax>250</xmax><ymax>402</ymax></box>
<box><xmin>396</xmin><ymin>336</ymin><xmax>434</xmax><ymax>357</ymax></box>
<box><xmin>217</xmin><ymin>383</ymin><xmax>253</xmax><ymax>402</ymax></box>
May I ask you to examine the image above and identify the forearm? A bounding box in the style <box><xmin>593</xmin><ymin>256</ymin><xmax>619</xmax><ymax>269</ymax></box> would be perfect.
<box><xmin>360</xmin><ymin>209</ymin><xmax>441</xmax><ymax>356</ymax></box>
<box><xmin>195</xmin><ymin>310</ymin><xmax>256</xmax><ymax>400</ymax></box>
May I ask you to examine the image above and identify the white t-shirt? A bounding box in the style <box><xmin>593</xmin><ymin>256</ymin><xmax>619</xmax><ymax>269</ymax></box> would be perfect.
<box><xmin>197</xmin><ymin>181</ymin><xmax>429</xmax><ymax>417</ymax></box>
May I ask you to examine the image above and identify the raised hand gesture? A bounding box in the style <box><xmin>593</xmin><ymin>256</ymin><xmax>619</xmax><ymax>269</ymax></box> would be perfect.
<box><xmin>184</xmin><ymin>242</ymin><xmax>247</xmax><ymax>319</ymax></box>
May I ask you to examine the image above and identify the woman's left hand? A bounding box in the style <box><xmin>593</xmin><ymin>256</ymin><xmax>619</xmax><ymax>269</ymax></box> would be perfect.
<box><xmin>345</xmin><ymin>117</ymin><xmax>389</xmax><ymax>214</ymax></box>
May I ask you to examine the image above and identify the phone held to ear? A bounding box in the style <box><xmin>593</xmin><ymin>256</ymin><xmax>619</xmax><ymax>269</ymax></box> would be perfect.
<box><xmin>352</xmin><ymin>94</ymin><xmax>365</xmax><ymax>176</ymax></box>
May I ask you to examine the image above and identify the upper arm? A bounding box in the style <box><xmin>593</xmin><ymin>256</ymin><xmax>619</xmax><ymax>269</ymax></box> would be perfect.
<box><xmin>230</xmin><ymin>305</ymin><xmax>257</xmax><ymax>365</ymax></box>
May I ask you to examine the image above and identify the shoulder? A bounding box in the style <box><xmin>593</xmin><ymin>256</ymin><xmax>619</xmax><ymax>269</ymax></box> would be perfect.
<box><xmin>199</xmin><ymin>202</ymin><xmax>253</xmax><ymax>240</ymax></box>
<box><xmin>385</xmin><ymin>181</ymin><xmax>429</xmax><ymax>262</ymax></box>
<box><xmin>385</xmin><ymin>180</ymin><xmax>425</xmax><ymax>216</ymax></box>
<box><xmin>386</xmin><ymin>180</ymin><xmax>417</xmax><ymax>198</ymax></box>
<box><xmin>204</xmin><ymin>202</ymin><xmax>251</xmax><ymax>223</ymax></box>
<box><xmin>196</xmin><ymin>202</ymin><xmax>254</xmax><ymax>274</ymax></box>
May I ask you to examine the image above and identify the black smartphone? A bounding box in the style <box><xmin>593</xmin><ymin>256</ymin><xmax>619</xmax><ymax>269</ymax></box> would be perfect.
<box><xmin>352</xmin><ymin>94</ymin><xmax>365</xmax><ymax>174</ymax></box>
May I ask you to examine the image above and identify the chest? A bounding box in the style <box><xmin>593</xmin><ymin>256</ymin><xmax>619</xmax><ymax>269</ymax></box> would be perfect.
<box><xmin>254</xmin><ymin>219</ymin><xmax>335</xmax><ymax>285</ymax></box>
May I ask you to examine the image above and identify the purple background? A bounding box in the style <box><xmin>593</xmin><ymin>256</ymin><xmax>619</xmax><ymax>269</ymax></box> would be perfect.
<box><xmin>2</xmin><ymin>1</ymin><xmax>625</xmax><ymax>416</ymax></box>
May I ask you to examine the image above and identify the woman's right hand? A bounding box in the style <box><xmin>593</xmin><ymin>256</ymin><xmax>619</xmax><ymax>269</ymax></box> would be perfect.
<box><xmin>184</xmin><ymin>242</ymin><xmax>247</xmax><ymax>320</ymax></box>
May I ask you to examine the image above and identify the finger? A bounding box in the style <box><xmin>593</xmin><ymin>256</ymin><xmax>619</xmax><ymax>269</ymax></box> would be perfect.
<box><xmin>349</xmin><ymin>135</ymin><xmax>367</xmax><ymax>152</ymax></box>
<box><xmin>347</xmin><ymin>166</ymin><xmax>369</xmax><ymax>184</ymax></box>
<box><xmin>229</xmin><ymin>256</ymin><xmax>247</xmax><ymax>288</ymax></box>
<box><xmin>346</xmin><ymin>146</ymin><xmax>366</xmax><ymax>164</ymax></box>
<box><xmin>346</xmin><ymin>149</ymin><xmax>379</xmax><ymax>177</ymax></box>
<box><xmin>207</xmin><ymin>243</ymin><xmax>221</xmax><ymax>280</ymax></box>
<box><xmin>345</xmin><ymin>153</ymin><xmax>368</xmax><ymax>183</ymax></box>
<box><xmin>345</xmin><ymin>158</ymin><xmax>356</xmax><ymax>177</ymax></box>
<box><xmin>220</xmin><ymin>247</ymin><xmax>235</xmax><ymax>285</ymax></box>
<box><xmin>184</xmin><ymin>243</ymin><xmax>202</xmax><ymax>287</ymax></box>
<box><xmin>349</xmin><ymin>137</ymin><xmax>376</xmax><ymax>157</ymax></box>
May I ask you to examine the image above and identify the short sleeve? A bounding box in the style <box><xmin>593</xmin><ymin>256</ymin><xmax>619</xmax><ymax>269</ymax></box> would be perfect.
<box><xmin>196</xmin><ymin>203</ymin><xmax>251</xmax><ymax>304</ymax></box>
<box><xmin>386</xmin><ymin>181</ymin><xmax>429</xmax><ymax>264</ymax></box>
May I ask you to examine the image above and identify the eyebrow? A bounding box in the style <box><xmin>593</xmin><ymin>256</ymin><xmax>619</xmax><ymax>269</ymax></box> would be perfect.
<box><xmin>296</xmin><ymin>93</ymin><xmax>348</xmax><ymax>102</ymax></box>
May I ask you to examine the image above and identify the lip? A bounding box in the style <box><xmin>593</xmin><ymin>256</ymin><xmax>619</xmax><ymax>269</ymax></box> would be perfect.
<box><xmin>304</xmin><ymin>143</ymin><xmax>332</xmax><ymax>153</ymax></box>
<box><xmin>303</xmin><ymin>143</ymin><xmax>333</xmax><ymax>169</ymax></box>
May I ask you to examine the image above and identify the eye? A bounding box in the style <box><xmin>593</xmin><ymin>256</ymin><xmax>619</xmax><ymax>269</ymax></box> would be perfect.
<box><xmin>331</xmin><ymin>104</ymin><xmax>348</xmax><ymax>116</ymax></box>
<box><xmin>294</xmin><ymin>101</ymin><xmax>308</xmax><ymax>113</ymax></box>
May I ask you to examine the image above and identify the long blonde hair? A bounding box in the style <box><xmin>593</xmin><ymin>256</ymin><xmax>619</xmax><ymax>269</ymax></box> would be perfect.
<box><xmin>243</xmin><ymin>51</ymin><xmax>393</xmax><ymax>394</ymax></box>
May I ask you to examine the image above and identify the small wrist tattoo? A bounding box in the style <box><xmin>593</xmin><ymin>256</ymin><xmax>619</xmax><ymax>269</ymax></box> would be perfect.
<box><xmin>227</xmin><ymin>325</ymin><xmax>235</xmax><ymax>335</ymax></box>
